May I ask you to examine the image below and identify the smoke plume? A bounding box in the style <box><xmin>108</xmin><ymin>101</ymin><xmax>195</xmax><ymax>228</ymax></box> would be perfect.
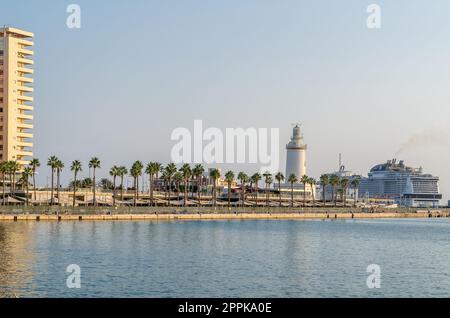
<box><xmin>396</xmin><ymin>129</ymin><xmax>450</xmax><ymax>155</ymax></box>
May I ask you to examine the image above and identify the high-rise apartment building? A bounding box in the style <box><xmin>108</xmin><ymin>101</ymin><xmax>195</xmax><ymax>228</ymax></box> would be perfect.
<box><xmin>0</xmin><ymin>26</ymin><xmax>34</xmax><ymax>168</ymax></box>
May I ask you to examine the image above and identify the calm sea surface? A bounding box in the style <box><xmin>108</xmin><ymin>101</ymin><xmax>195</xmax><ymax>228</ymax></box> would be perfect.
<box><xmin>1</xmin><ymin>218</ymin><xmax>450</xmax><ymax>298</ymax></box>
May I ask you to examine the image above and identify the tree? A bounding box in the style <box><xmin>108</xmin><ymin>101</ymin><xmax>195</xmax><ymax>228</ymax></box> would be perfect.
<box><xmin>145</xmin><ymin>162</ymin><xmax>161</xmax><ymax>207</ymax></box>
<box><xmin>164</xmin><ymin>163</ymin><xmax>177</xmax><ymax>206</ymax></box>
<box><xmin>89</xmin><ymin>157</ymin><xmax>101</xmax><ymax>206</ymax></box>
<box><xmin>8</xmin><ymin>161</ymin><xmax>19</xmax><ymax>196</ymax></box>
<box><xmin>300</xmin><ymin>175</ymin><xmax>309</xmax><ymax>207</ymax></box>
<box><xmin>308</xmin><ymin>177</ymin><xmax>316</xmax><ymax>207</ymax></box>
<box><xmin>340</xmin><ymin>177</ymin><xmax>350</xmax><ymax>207</ymax></box>
<box><xmin>224</xmin><ymin>171</ymin><xmax>235</xmax><ymax>208</ymax></box>
<box><xmin>179</xmin><ymin>164</ymin><xmax>192</xmax><ymax>207</ymax></box>
<box><xmin>209</xmin><ymin>169</ymin><xmax>221</xmax><ymax>207</ymax></box>
<box><xmin>0</xmin><ymin>162</ymin><xmax>7</xmax><ymax>205</ymax></box>
<box><xmin>288</xmin><ymin>174</ymin><xmax>298</xmax><ymax>207</ymax></box>
<box><xmin>47</xmin><ymin>156</ymin><xmax>59</xmax><ymax>205</ymax></box>
<box><xmin>192</xmin><ymin>164</ymin><xmax>205</xmax><ymax>207</ymax></box>
<box><xmin>329</xmin><ymin>174</ymin><xmax>340</xmax><ymax>207</ymax></box>
<box><xmin>351</xmin><ymin>178</ymin><xmax>360</xmax><ymax>207</ymax></box>
<box><xmin>55</xmin><ymin>160</ymin><xmax>64</xmax><ymax>203</ymax></box>
<box><xmin>173</xmin><ymin>172</ymin><xmax>183</xmax><ymax>199</ymax></box>
<box><xmin>21</xmin><ymin>167</ymin><xmax>33</xmax><ymax>206</ymax></box>
<box><xmin>319</xmin><ymin>174</ymin><xmax>329</xmax><ymax>207</ymax></box>
<box><xmin>237</xmin><ymin>172</ymin><xmax>248</xmax><ymax>208</ymax></box>
<box><xmin>109</xmin><ymin>166</ymin><xmax>120</xmax><ymax>206</ymax></box>
<box><xmin>71</xmin><ymin>160</ymin><xmax>82</xmax><ymax>207</ymax></box>
<box><xmin>250</xmin><ymin>173</ymin><xmax>262</xmax><ymax>207</ymax></box>
<box><xmin>29</xmin><ymin>158</ymin><xmax>40</xmax><ymax>200</ymax></box>
<box><xmin>118</xmin><ymin>166</ymin><xmax>128</xmax><ymax>201</ymax></box>
<box><xmin>130</xmin><ymin>161</ymin><xmax>144</xmax><ymax>206</ymax></box>
<box><xmin>263</xmin><ymin>172</ymin><xmax>272</xmax><ymax>207</ymax></box>
<box><xmin>275</xmin><ymin>172</ymin><xmax>285</xmax><ymax>207</ymax></box>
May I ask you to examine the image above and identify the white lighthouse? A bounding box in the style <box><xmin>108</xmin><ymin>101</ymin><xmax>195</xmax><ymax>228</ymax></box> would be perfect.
<box><xmin>285</xmin><ymin>124</ymin><xmax>307</xmax><ymax>178</ymax></box>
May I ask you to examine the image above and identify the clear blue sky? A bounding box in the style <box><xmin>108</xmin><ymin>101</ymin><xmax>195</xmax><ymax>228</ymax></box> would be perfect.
<box><xmin>1</xmin><ymin>0</ymin><xmax>450</xmax><ymax>201</ymax></box>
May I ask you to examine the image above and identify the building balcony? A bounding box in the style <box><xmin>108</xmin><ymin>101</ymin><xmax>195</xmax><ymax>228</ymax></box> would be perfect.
<box><xmin>17</xmin><ymin>141</ymin><xmax>33</xmax><ymax>148</ymax></box>
<box><xmin>17</xmin><ymin>67</ymin><xmax>33</xmax><ymax>74</ymax></box>
<box><xmin>17</xmin><ymin>160</ymin><xmax>31</xmax><ymax>166</ymax></box>
<box><xmin>17</xmin><ymin>113</ymin><xmax>33</xmax><ymax>120</ymax></box>
<box><xmin>18</xmin><ymin>39</ymin><xmax>34</xmax><ymax>47</ymax></box>
<box><xmin>17</xmin><ymin>149</ymin><xmax>33</xmax><ymax>157</ymax></box>
<box><xmin>17</xmin><ymin>132</ymin><xmax>33</xmax><ymax>138</ymax></box>
<box><xmin>17</xmin><ymin>95</ymin><xmax>33</xmax><ymax>102</ymax></box>
<box><xmin>17</xmin><ymin>104</ymin><xmax>33</xmax><ymax>111</ymax></box>
<box><xmin>17</xmin><ymin>85</ymin><xmax>33</xmax><ymax>93</ymax></box>
<box><xmin>17</xmin><ymin>122</ymin><xmax>33</xmax><ymax>129</ymax></box>
<box><xmin>17</xmin><ymin>58</ymin><xmax>34</xmax><ymax>65</ymax></box>
<box><xmin>18</xmin><ymin>48</ymin><xmax>34</xmax><ymax>56</ymax></box>
<box><xmin>18</xmin><ymin>76</ymin><xmax>34</xmax><ymax>83</ymax></box>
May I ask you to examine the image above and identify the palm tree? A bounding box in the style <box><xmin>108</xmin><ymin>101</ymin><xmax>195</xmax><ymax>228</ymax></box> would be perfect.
<box><xmin>224</xmin><ymin>171</ymin><xmax>235</xmax><ymax>208</ymax></box>
<box><xmin>109</xmin><ymin>165</ymin><xmax>120</xmax><ymax>206</ymax></box>
<box><xmin>146</xmin><ymin>162</ymin><xmax>161</xmax><ymax>207</ymax></box>
<box><xmin>300</xmin><ymin>175</ymin><xmax>309</xmax><ymax>207</ymax></box>
<box><xmin>47</xmin><ymin>156</ymin><xmax>59</xmax><ymax>205</ymax></box>
<box><xmin>340</xmin><ymin>177</ymin><xmax>350</xmax><ymax>207</ymax></box>
<box><xmin>209</xmin><ymin>169</ymin><xmax>221</xmax><ymax>207</ymax></box>
<box><xmin>308</xmin><ymin>177</ymin><xmax>316</xmax><ymax>207</ymax></box>
<box><xmin>263</xmin><ymin>172</ymin><xmax>272</xmax><ymax>207</ymax></box>
<box><xmin>250</xmin><ymin>173</ymin><xmax>261</xmax><ymax>206</ymax></box>
<box><xmin>71</xmin><ymin>160</ymin><xmax>82</xmax><ymax>207</ymax></box>
<box><xmin>329</xmin><ymin>174</ymin><xmax>340</xmax><ymax>207</ymax></box>
<box><xmin>0</xmin><ymin>162</ymin><xmax>7</xmax><ymax>205</ymax></box>
<box><xmin>118</xmin><ymin>166</ymin><xmax>128</xmax><ymax>202</ymax></box>
<box><xmin>288</xmin><ymin>174</ymin><xmax>298</xmax><ymax>207</ymax></box>
<box><xmin>179</xmin><ymin>164</ymin><xmax>192</xmax><ymax>207</ymax></box>
<box><xmin>319</xmin><ymin>174</ymin><xmax>329</xmax><ymax>206</ymax></box>
<box><xmin>164</xmin><ymin>163</ymin><xmax>177</xmax><ymax>206</ymax></box>
<box><xmin>192</xmin><ymin>164</ymin><xmax>205</xmax><ymax>207</ymax></box>
<box><xmin>55</xmin><ymin>160</ymin><xmax>64</xmax><ymax>203</ymax></box>
<box><xmin>173</xmin><ymin>172</ymin><xmax>183</xmax><ymax>199</ymax></box>
<box><xmin>88</xmin><ymin>157</ymin><xmax>101</xmax><ymax>206</ymax></box>
<box><xmin>130</xmin><ymin>161</ymin><xmax>143</xmax><ymax>206</ymax></box>
<box><xmin>29</xmin><ymin>158</ymin><xmax>40</xmax><ymax>200</ymax></box>
<box><xmin>8</xmin><ymin>161</ymin><xmax>19</xmax><ymax>196</ymax></box>
<box><xmin>237</xmin><ymin>172</ymin><xmax>248</xmax><ymax>207</ymax></box>
<box><xmin>21</xmin><ymin>167</ymin><xmax>33</xmax><ymax>206</ymax></box>
<box><xmin>275</xmin><ymin>172</ymin><xmax>284</xmax><ymax>207</ymax></box>
<box><xmin>351</xmin><ymin>178</ymin><xmax>360</xmax><ymax>207</ymax></box>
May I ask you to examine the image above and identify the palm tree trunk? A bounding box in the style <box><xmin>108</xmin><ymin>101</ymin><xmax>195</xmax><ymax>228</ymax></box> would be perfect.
<box><xmin>303</xmin><ymin>183</ymin><xmax>306</xmax><ymax>207</ymax></box>
<box><xmin>278</xmin><ymin>181</ymin><xmax>281</xmax><ymax>207</ymax></box>
<box><xmin>73</xmin><ymin>171</ymin><xmax>77</xmax><ymax>207</ymax></box>
<box><xmin>184</xmin><ymin>179</ymin><xmax>187</xmax><ymax>207</ymax></box>
<box><xmin>227</xmin><ymin>183</ymin><xmax>231</xmax><ymax>208</ymax></box>
<box><xmin>33</xmin><ymin>170</ymin><xmax>37</xmax><ymax>200</ymax></box>
<box><xmin>197</xmin><ymin>176</ymin><xmax>201</xmax><ymax>207</ymax></box>
<box><xmin>120</xmin><ymin>176</ymin><xmax>124</xmax><ymax>201</ymax></box>
<box><xmin>112</xmin><ymin>176</ymin><xmax>116</xmax><ymax>206</ymax></box>
<box><xmin>56</xmin><ymin>169</ymin><xmax>60</xmax><ymax>204</ymax></box>
<box><xmin>93</xmin><ymin>169</ymin><xmax>96</xmax><ymax>206</ymax></box>
<box><xmin>291</xmin><ymin>183</ymin><xmax>294</xmax><ymax>207</ymax></box>
<box><xmin>168</xmin><ymin>177</ymin><xmax>172</xmax><ymax>207</ymax></box>
<box><xmin>2</xmin><ymin>174</ymin><xmax>5</xmax><ymax>206</ymax></box>
<box><xmin>323</xmin><ymin>185</ymin><xmax>326</xmax><ymax>206</ymax></box>
<box><xmin>149</xmin><ymin>175</ymin><xmax>153</xmax><ymax>207</ymax></box>
<box><xmin>50</xmin><ymin>169</ymin><xmax>54</xmax><ymax>205</ymax></box>
<box><xmin>26</xmin><ymin>182</ymin><xmax>29</xmax><ymax>206</ymax></box>
<box><xmin>213</xmin><ymin>181</ymin><xmax>216</xmax><ymax>207</ymax></box>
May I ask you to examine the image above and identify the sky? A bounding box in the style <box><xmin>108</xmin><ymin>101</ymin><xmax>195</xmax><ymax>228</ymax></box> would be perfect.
<box><xmin>1</xmin><ymin>0</ymin><xmax>450</xmax><ymax>201</ymax></box>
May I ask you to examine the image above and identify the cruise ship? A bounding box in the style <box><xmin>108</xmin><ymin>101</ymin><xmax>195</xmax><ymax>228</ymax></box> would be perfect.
<box><xmin>359</xmin><ymin>159</ymin><xmax>442</xmax><ymax>207</ymax></box>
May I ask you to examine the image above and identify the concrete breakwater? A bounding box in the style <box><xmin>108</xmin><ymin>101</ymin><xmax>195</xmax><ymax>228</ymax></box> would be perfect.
<box><xmin>0</xmin><ymin>206</ymin><xmax>448</xmax><ymax>221</ymax></box>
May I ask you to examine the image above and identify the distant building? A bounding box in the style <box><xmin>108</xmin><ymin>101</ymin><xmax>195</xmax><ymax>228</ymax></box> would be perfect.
<box><xmin>285</xmin><ymin>124</ymin><xmax>307</xmax><ymax>179</ymax></box>
<box><xmin>0</xmin><ymin>27</ymin><xmax>34</xmax><ymax>168</ymax></box>
<box><xmin>359</xmin><ymin>159</ymin><xmax>442</xmax><ymax>208</ymax></box>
